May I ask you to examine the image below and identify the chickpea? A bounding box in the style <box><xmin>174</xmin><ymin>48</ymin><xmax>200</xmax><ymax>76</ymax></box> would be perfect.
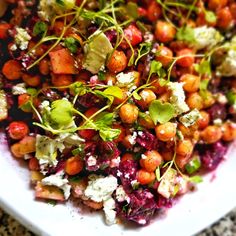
<box><xmin>155</xmin><ymin>122</ymin><xmax>177</xmax><ymax>142</ymax></box>
<box><xmin>22</xmin><ymin>73</ymin><xmax>41</xmax><ymax>87</ymax></box>
<box><xmin>208</xmin><ymin>0</ymin><xmax>227</xmax><ymax>10</ymax></box>
<box><xmin>106</xmin><ymin>50</ymin><xmax>127</xmax><ymax>73</ymax></box>
<box><xmin>29</xmin><ymin>157</ymin><xmax>40</xmax><ymax>171</ymax></box>
<box><xmin>186</xmin><ymin>92</ymin><xmax>203</xmax><ymax>110</ymax></box>
<box><xmin>222</xmin><ymin>122</ymin><xmax>236</xmax><ymax>141</ymax></box>
<box><xmin>155</xmin><ymin>21</ymin><xmax>176</xmax><ymax>43</ymax></box>
<box><xmin>178</xmin><ymin>123</ymin><xmax>198</xmax><ymax>138</ymax></box>
<box><xmin>150</xmin><ymin>78</ymin><xmax>167</xmax><ymax>95</ymax></box>
<box><xmin>121</xmin><ymin>153</ymin><xmax>134</xmax><ymax>162</ymax></box>
<box><xmin>122</xmin><ymin>134</ymin><xmax>136</xmax><ymax>149</ymax></box>
<box><xmin>147</xmin><ymin>0</ymin><xmax>161</xmax><ymax>21</ymax></box>
<box><xmin>8</xmin><ymin>121</ymin><xmax>29</xmax><ymax>140</ymax></box>
<box><xmin>160</xmin><ymin>150</ymin><xmax>174</xmax><ymax>161</ymax></box>
<box><xmin>39</xmin><ymin>59</ymin><xmax>50</xmax><ymax>75</ymax></box>
<box><xmin>176</xmin><ymin>139</ymin><xmax>194</xmax><ymax>157</ymax></box>
<box><xmin>197</xmin><ymin>111</ymin><xmax>210</xmax><ymax>129</ymax></box>
<box><xmin>201</xmin><ymin>125</ymin><xmax>222</xmax><ymax>144</ymax></box>
<box><xmin>65</xmin><ymin>156</ymin><xmax>84</xmax><ymax>175</ymax></box>
<box><xmin>176</xmin><ymin>49</ymin><xmax>195</xmax><ymax>68</ymax></box>
<box><xmin>139</xmin><ymin>114</ymin><xmax>155</xmax><ymax>129</ymax></box>
<box><xmin>51</xmin><ymin>74</ymin><xmax>73</xmax><ymax>88</ymax></box>
<box><xmin>119</xmin><ymin>103</ymin><xmax>139</xmax><ymax>124</ymax></box>
<box><xmin>179</xmin><ymin>74</ymin><xmax>200</xmax><ymax>93</ymax></box>
<box><xmin>112</xmin><ymin>124</ymin><xmax>126</xmax><ymax>143</ymax></box>
<box><xmin>217</xmin><ymin>7</ymin><xmax>233</xmax><ymax>29</ymax></box>
<box><xmin>175</xmin><ymin>154</ymin><xmax>191</xmax><ymax>169</ymax></box>
<box><xmin>202</xmin><ymin>91</ymin><xmax>215</xmax><ymax>108</ymax></box>
<box><xmin>137</xmin><ymin>89</ymin><xmax>156</xmax><ymax>108</ymax></box>
<box><xmin>10</xmin><ymin>143</ymin><xmax>23</xmax><ymax>158</ymax></box>
<box><xmin>155</xmin><ymin>46</ymin><xmax>173</xmax><ymax>67</ymax></box>
<box><xmin>158</xmin><ymin>91</ymin><xmax>171</xmax><ymax>103</ymax></box>
<box><xmin>140</xmin><ymin>150</ymin><xmax>163</xmax><ymax>172</ymax></box>
<box><xmin>113</xmin><ymin>89</ymin><xmax>128</xmax><ymax>105</ymax></box>
<box><xmin>136</xmin><ymin>169</ymin><xmax>155</xmax><ymax>185</ymax></box>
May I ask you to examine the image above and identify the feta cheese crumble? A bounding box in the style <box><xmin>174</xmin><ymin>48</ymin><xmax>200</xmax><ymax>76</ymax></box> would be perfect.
<box><xmin>116</xmin><ymin>72</ymin><xmax>135</xmax><ymax>87</ymax></box>
<box><xmin>179</xmin><ymin>109</ymin><xmax>201</xmax><ymax>127</ymax></box>
<box><xmin>41</xmin><ymin>171</ymin><xmax>71</xmax><ymax>199</ymax></box>
<box><xmin>192</xmin><ymin>26</ymin><xmax>223</xmax><ymax>50</ymax></box>
<box><xmin>84</xmin><ymin>175</ymin><xmax>118</xmax><ymax>202</ymax></box>
<box><xmin>12</xmin><ymin>83</ymin><xmax>27</xmax><ymax>95</ymax></box>
<box><xmin>168</xmin><ymin>82</ymin><xmax>190</xmax><ymax>115</ymax></box>
<box><xmin>103</xmin><ymin>198</ymin><xmax>117</xmax><ymax>225</ymax></box>
<box><xmin>14</xmin><ymin>27</ymin><xmax>31</xmax><ymax>50</ymax></box>
<box><xmin>115</xmin><ymin>186</ymin><xmax>130</xmax><ymax>203</ymax></box>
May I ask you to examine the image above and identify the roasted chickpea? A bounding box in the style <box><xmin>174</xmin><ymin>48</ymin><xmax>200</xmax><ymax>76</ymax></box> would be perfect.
<box><xmin>10</xmin><ymin>143</ymin><xmax>23</xmax><ymax>158</ymax></box>
<box><xmin>139</xmin><ymin>114</ymin><xmax>155</xmax><ymax>129</ymax></box>
<box><xmin>22</xmin><ymin>73</ymin><xmax>41</xmax><ymax>87</ymax></box>
<box><xmin>136</xmin><ymin>169</ymin><xmax>155</xmax><ymax>185</ymax></box>
<box><xmin>208</xmin><ymin>0</ymin><xmax>227</xmax><ymax>10</ymax></box>
<box><xmin>155</xmin><ymin>21</ymin><xmax>176</xmax><ymax>43</ymax></box>
<box><xmin>197</xmin><ymin>111</ymin><xmax>210</xmax><ymax>129</ymax></box>
<box><xmin>186</xmin><ymin>92</ymin><xmax>203</xmax><ymax>110</ymax></box>
<box><xmin>176</xmin><ymin>139</ymin><xmax>194</xmax><ymax>157</ymax></box>
<box><xmin>140</xmin><ymin>150</ymin><xmax>163</xmax><ymax>172</ymax></box>
<box><xmin>176</xmin><ymin>49</ymin><xmax>195</xmax><ymax>68</ymax></box>
<box><xmin>217</xmin><ymin>7</ymin><xmax>233</xmax><ymax>29</ymax></box>
<box><xmin>155</xmin><ymin>122</ymin><xmax>177</xmax><ymax>141</ymax></box>
<box><xmin>106</xmin><ymin>50</ymin><xmax>127</xmax><ymax>73</ymax></box>
<box><xmin>119</xmin><ymin>103</ymin><xmax>139</xmax><ymax>124</ymax></box>
<box><xmin>155</xmin><ymin>46</ymin><xmax>173</xmax><ymax>67</ymax></box>
<box><xmin>201</xmin><ymin>125</ymin><xmax>222</xmax><ymax>144</ymax></box>
<box><xmin>175</xmin><ymin>154</ymin><xmax>191</xmax><ymax>169</ymax></box>
<box><xmin>121</xmin><ymin>153</ymin><xmax>135</xmax><ymax>162</ymax></box>
<box><xmin>222</xmin><ymin>122</ymin><xmax>236</xmax><ymax>141</ymax></box>
<box><xmin>51</xmin><ymin>74</ymin><xmax>73</xmax><ymax>88</ymax></box>
<box><xmin>112</xmin><ymin>124</ymin><xmax>126</xmax><ymax>143</ymax></box>
<box><xmin>137</xmin><ymin>89</ymin><xmax>156</xmax><ymax>108</ymax></box>
<box><xmin>39</xmin><ymin>59</ymin><xmax>50</xmax><ymax>75</ymax></box>
<box><xmin>179</xmin><ymin>74</ymin><xmax>200</xmax><ymax>93</ymax></box>
<box><xmin>65</xmin><ymin>156</ymin><xmax>84</xmax><ymax>175</ymax></box>
<box><xmin>122</xmin><ymin>134</ymin><xmax>136</xmax><ymax>148</ymax></box>
<box><xmin>147</xmin><ymin>0</ymin><xmax>161</xmax><ymax>21</ymax></box>
<box><xmin>83</xmin><ymin>200</ymin><xmax>103</xmax><ymax>210</ymax></box>
<box><xmin>8</xmin><ymin>121</ymin><xmax>29</xmax><ymax>140</ymax></box>
<box><xmin>150</xmin><ymin>78</ymin><xmax>167</xmax><ymax>94</ymax></box>
<box><xmin>202</xmin><ymin>91</ymin><xmax>215</xmax><ymax>108</ymax></box>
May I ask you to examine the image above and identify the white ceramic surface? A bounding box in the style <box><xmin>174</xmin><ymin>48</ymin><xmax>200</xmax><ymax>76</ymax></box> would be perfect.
<box><xmin>0</xmin><ymin>132</ymin><xmax>235</xmax><ymax>236</ymax></box>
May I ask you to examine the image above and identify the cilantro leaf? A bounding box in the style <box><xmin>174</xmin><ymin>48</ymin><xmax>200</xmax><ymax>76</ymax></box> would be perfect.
<box><xmin>149</xmin><ymin>100</ymin><xmax>175</xmax><ymax>124</ymax></box>
<box><xmin>64</xmin><ymin>37</ymin><xmax>78</xmax><ymax>53</ymax></box>
<box><xmin>194</xmin><ymin>60</ymin><xmax>211</xmax><ymax>76</ymax></box>
<box><xmin>148</xmin><ymin>61</ymin><xmax>166</xmax><ymax>81</ymax></box>
<box><xmin>205</xmin><ymin>10</ymin><xmax>217</xmax><ymax>23</ymax></box>
<box><xmin>33</xmin><ymin>22</ymin><xmax>48</xmax><ymax>36</ymax></box>
<box><xmin>99</xmin><ymin>127</ymin><xmax>121</xmax><ymax>141</ymax></box>
<box><xmin>189</xmin><ymin>175</ymin><xmax>203</xmax><ymax>184</ymax></box>
<box><xmin>50</xmin><ymin>99</ymin><xmax>74</xmax><ymax>126</ymax></box>
<box><xmin>176</xmin><ymin>26</ymin><xmax>195</xmax><ymax>43</ymax></box>
<box><xmin>135</xmin><ymin>42</ymin><xmax>152</xmax><ymax>65</ymax></box>
<box><xmin>69</xmin><ymin>82</ymin><xmax>90</xmax><ymax>96</ymax></box>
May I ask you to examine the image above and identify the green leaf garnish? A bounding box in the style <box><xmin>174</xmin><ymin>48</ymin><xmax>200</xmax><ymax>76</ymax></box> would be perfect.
<box><xmin>135</xmin><ymin>42</ymin><xmax>152</xmax><ymax>65</ymax></box>
<box><xmin>194</xmin><ymin>60</ymin><xmax>211</xmax><ymax>76</ymax></box>
<box><xmin>33</xmin><ymin>22</ymin><xmax>48</xmax><ymax>36</ymax></box>
<box><xmin>124</xmin><ymin>2</ymin><xmax>139</xmax><ymax>19</ymax></box>
<box><xmin>64</xmin><ymin>37</ymin><xmax>78</xmax><ymax>53</ymax></box>
<box><xmin>185</xmin><ymin>155</ymin><xmax>201</xmax><ymax>174</ymax></box>
<box><xmin>189</xmin><ymin>175</ymin><xmax>203</xmax><ymax>183</ymax></box>
<box><xmin>103</xmin><ymin>86</ymin><xmax>123</xmax><ymax>99</ymax></box>
<box><xmin>149</xmin><ymin>100</ymin><xmax>175</xmax><ymax>124</ymax></box>
<box><xmin>205</xmin><ymin>10</ymin><xmax>217</xmax><ymax>23</ymax></box>
<box><xmin>176</xmin><ymin>26</ymin><xmax>195</xmax><ymax>43</ymax></box>
<box><xmin>98</xmin><ymin>71</ymin><xmax>106</xmax><ymax>81</ymax></box>
<box><xmin>148</xmin><ymin>61</ymin><xmax>166</xmax><ymax>82</ymax></box>
<box><xmin>50</xmin><ymin>99</ymin><xmax>74</xmax><ymax>126</ymax></box>
<box><xmin>226</xmin><ymin>90</ymin><xmax>236</xmax><ymax>106</ymax></box>
<box><xmin>26</xmin><ymin>88</ymin><xmax>38</xmax><ymax>96</ymax></box>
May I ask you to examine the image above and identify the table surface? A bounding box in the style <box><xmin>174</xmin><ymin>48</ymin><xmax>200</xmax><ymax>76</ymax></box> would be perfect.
<box><xmin>0</xmin><ymin>207</ymin><xmax>236</xmax><ymax>236</ymax></box>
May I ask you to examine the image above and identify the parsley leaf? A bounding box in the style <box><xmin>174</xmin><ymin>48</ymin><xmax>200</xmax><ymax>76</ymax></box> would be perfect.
<box><xmin>64</xmin><ymin>37</ymin><xmax>78</xmax><ymax>53</ymax></box>
<box><xmin>149</xmin><ymin>100</ymin><xmax>175</xmax><ymax>124</ymax></box>
<box><xmin>194</xmin><ymin>60</ymin><xmax>211</xmax><ymax>76</ymax></box>
<box><xmin>69</xmin><ymin>82</ymin><xmax>90</xmax><ymax>96</ymax></box>
<box><xmin>33</xmin><ymin>22</ymin><xmax>48</xmax><ymax>36</ymax></box>
<box><xmin>176</xmin><ymin>26</ymin><xmax>195</xmax><ymax>43</ymax></box>
<box><xmin>135</xmin><ymin>42</ymin><xmax>152</xmax><ymax>65</ymax></box>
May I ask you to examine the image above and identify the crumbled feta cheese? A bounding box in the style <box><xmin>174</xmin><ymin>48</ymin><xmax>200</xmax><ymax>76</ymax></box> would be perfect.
<box><xmin>107</xmin><ymin>80</ymin><xmax>113</xmax><ymax>86</ymax></box>
<box><xmin>84</xmin><ymin>175</ymin><xmax>118</xmax><ymax>202</ymax></box>
<box><xmin>38</xmin><ymin>0</ymin><xmax>75</xmax><ymax>21</ymax></box>
<box><xmin>87</xmin><ymin>156</ymin><xmax>97</xmax><ymax>166</ymax></box>
<box><xmin>58</xmin><ymin>133</ymin><xmax>85</xmax><ymax>146</ymax></box>
<box><xmin>103</xmin><ymin>198</ymin><xmax>117</xmax><ymax>225</ymax></box>
<box><xmin>213</xmin><ymin>118</ymin><xmax>223</xmax><ymax>126</ymax></box>
<box><xmin>41</xmin><ymin>171</ymin><xmax>71</xmax><ymax>199</ymax></box>
<box><xmin>215</xmin><ymin>93</ymin><xmax>228</xmax><ymax>104</ymax></box>
<box><xmin>179</xmin><ymin>109</ymin><xmax>201</xmax><ymax>127</ymax></box>
<box><xmin>168</xmin><ymin>82</ymin><xmax>190</xmax><ymax>115</ymax></box>
<box><xmin>116</xmin><ymin>186</ymin><xmax>130</xmax><ymax>203</ymax></box>
<box><xmin>192</xmin><ymin>26</ymin><xmax>223</xmax><ymax>50</ymax></box>
<box><xmin>15</xmin><ymin>27</ymin><xmax>31</xmax><ymax>50</ymax></box>
<box><xmin>158</xmin><ymin>168</ymin><xmax>179</xmax><ymax>199</ymax></box>
<box><xmin>12</xmin><ymin>83</ymin><xmax>27</xmax><ymax>95</ymax></box>
<box><xmin>110</xmin><ymin>156</ymin><xmax>120</xmax><ymax>168</ymax></box>
<box><xmin>10</xmin><ymin>44</ymin><xmax>17</xmax><ymax>51</ymax></box>
<box><xmin>116</xmin><ymin>72</ymin><xmax>135</xmax><ymax>87</ymax></box>
<box><xmin>24</xmin><ymin>154</ymin><xmax>32</xmax><ymax>160</ymax></box>
<box><xmin>141</xmin><ymin>154</ymin><xmax>147</xmax><ymax>159</ymax></box>
<box><xmin>217</xmin><ymin>49</ymin><xmax>236</xmax><ymax>77</ymax></box>
<box><xmin>131</xmin><ymin>179</ymin><xmax>139</xmax><ymax>188</ymax></box>
<box><xmin>35</xmin><ymin>135</ymin><xmax>65</xmax><ymax>166</ymax></box>
<box><xmin>127</xmin><ymin>131</ymin><xmax>137</xmax><ymax>145</ymax></box>
<box><xmin>138</xmin><ymin>219</ymin><xmax>147</xmax><ymax>225</ymax></box>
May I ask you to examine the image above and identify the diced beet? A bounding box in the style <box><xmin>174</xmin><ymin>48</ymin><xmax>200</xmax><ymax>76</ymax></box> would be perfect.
<box><xmin>105</xmin><ymin>30</ymin><xmax>117</xmax><ymax>43</ymax></box>
<box><xmin>116</xmin><ymin>189</ymin><xmax>157</xmax><ymax>225</ymax></box>
<box><xmin>200</xmin><ymin>141</ymin><xmax>227</xmax><ymax>171</ymax></box>
<box><xmin>157</xmin><ymin>195</ymin><xmax>173</xmax><ymax>208</ymax></box>
<box><xmin>207</xmin><ymin>103</ymin><xmax>227</xmax><ymax>121</ymax></box>
<box><xmin>77</xmin><ymin>93</ymin><xmax>101</xmax><ymax>108</ymax></box>
<box><xmin>136</xmin><ymin>131</ymin><xmax>158</xmax><ymax>150</ymax></box>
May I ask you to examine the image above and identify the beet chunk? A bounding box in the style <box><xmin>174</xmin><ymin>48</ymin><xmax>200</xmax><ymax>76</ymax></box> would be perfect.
<box><xmin>136</xmin><ymin>131</ymin><xmax>158</xmax><ymax>150</ymax></box>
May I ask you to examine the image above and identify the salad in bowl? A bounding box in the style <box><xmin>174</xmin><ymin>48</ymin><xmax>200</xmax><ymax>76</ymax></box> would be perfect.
<box><xmin>0</xmin><ymin>0</ymin><xmax>236</xmax><ymax>227</ymax></box>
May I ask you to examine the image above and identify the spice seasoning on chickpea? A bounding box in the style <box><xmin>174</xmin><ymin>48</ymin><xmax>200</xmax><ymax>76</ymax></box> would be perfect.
<box><xmin>0</xmin><ymin>0</ymin><xmax>236</xmax><ymax>227</ymax></box>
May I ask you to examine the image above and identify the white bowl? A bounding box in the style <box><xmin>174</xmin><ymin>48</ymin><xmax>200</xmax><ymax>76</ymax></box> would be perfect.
<box><xmin>0</xmin><ymin>132</ymin><xmax>235</xmax><ymax>236</ymax></box>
